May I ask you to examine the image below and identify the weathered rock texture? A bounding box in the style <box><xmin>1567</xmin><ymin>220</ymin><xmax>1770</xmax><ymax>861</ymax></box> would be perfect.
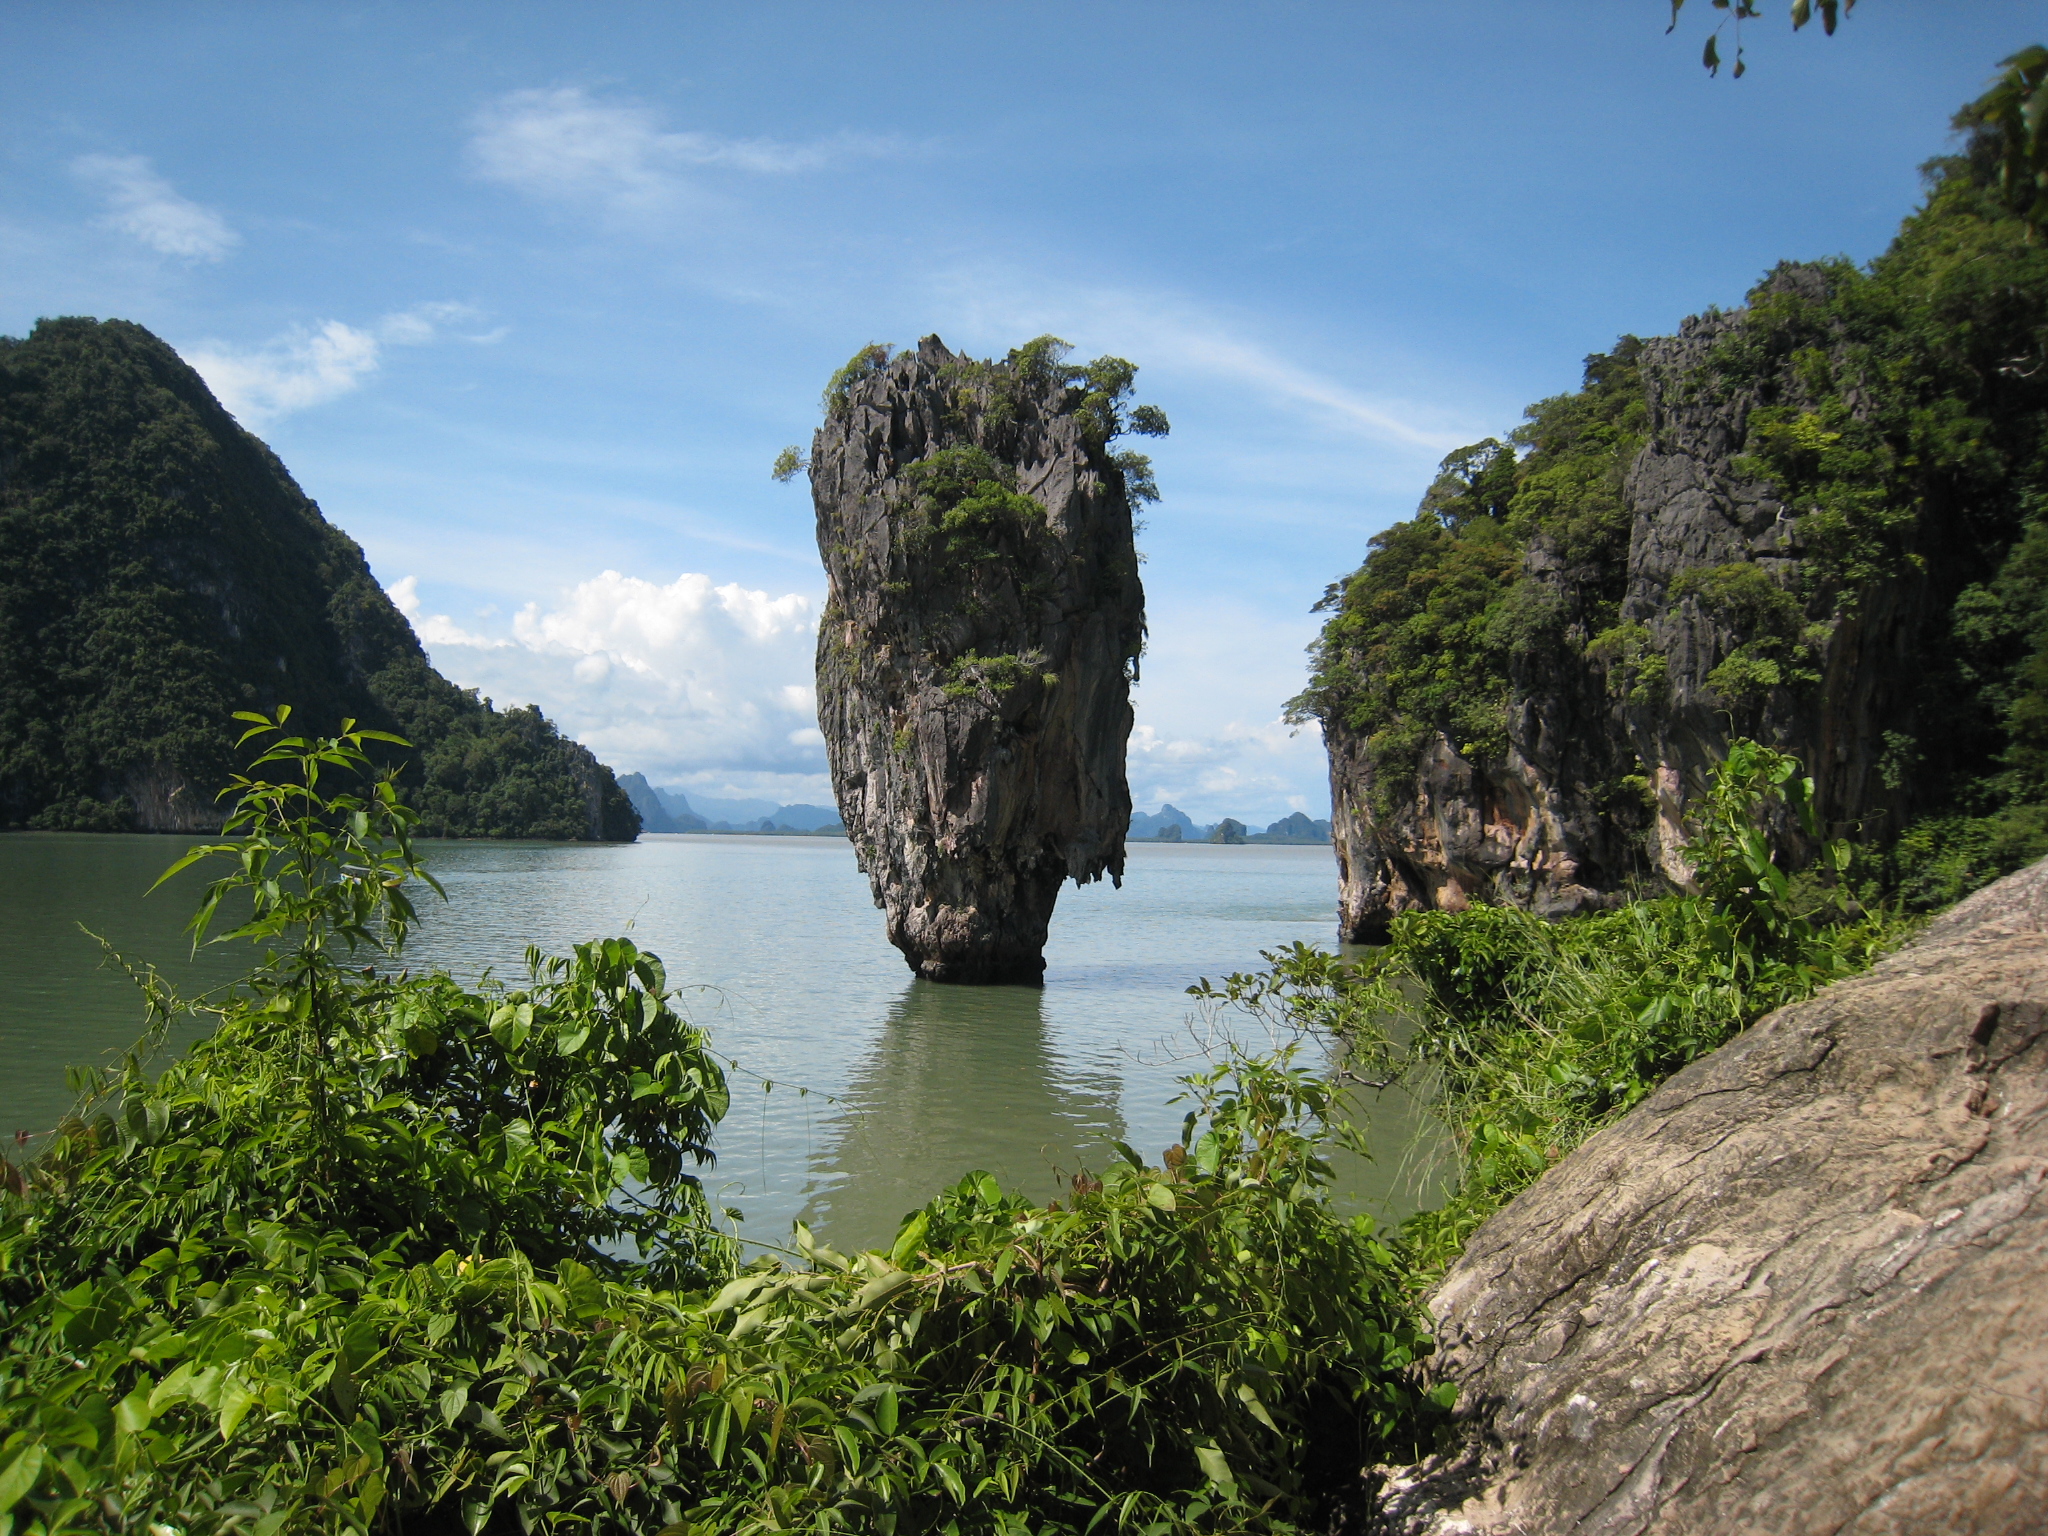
<box><xmin>1372</xmin><ymin>855</ymin><xmax>2048</xmax><ymax>1535</ymax></box>
<box><xmin>810</xmin><ymin>337</ymin><xmax>1146</xmax><ymax>983</ymax></box>
<box><xmin>1327</xmin><ymin>269</ymin><xmax>1928</xmax><ymax>940</ymax></box>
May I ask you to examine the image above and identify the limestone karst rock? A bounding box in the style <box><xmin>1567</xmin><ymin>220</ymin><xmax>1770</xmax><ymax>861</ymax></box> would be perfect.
<box><xmin>806</xmin><ymin>336</ymin><xmax>1157</xmax><ymax>983</ymax></box>
<box><xmin>1371</xmin><ymin>855</ymin><xmax>2048</xmax><ymax>1534</ymax></box>
<box><xmin>1314</xmin><ymin>251</ymin><xmax>2042</xmax><ymax>939</ymax></box>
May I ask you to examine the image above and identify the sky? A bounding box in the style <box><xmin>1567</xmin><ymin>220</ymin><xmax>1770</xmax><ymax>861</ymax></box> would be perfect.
<box><xmin>1</xmin><ymin>2</ymin><xmax>2037</xmax><ymax>825</ymax></box>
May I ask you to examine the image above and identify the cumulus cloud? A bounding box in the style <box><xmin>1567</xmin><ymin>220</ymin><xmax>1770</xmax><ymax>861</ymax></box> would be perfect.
<box><xmin>182</xmin><ymin>303</ymin><xmax>492</xmax><ymax>425</ymax></box>
<box><xmin>390</xmin><ymin>569</ymin><xmax>825</xmax><ymax>790</ymax></box>
<box><xmin>389</xmin><ymin>568</ymin><xmax>1328</xmax><ymax>820</ymax></box>
<box><xmin>469</xmin><ymin>86</ymin><xmax>900</xmax><ymax>218</ymax></box>
<box><xmin>71</xmin><ymin>153</ymin><xmax>240</xmax><ymax>261</ymax></box>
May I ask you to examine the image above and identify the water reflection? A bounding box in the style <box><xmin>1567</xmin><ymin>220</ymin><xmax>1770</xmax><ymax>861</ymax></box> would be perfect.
<box><xmin>798</xmin><ymin>979</ymin><xmax>1128</xmax><ymax>1248</ymax></box>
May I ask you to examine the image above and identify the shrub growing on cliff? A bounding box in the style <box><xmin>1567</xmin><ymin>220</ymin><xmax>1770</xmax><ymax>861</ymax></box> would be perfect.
<box><xmin>1289</xmin><ymin>340</ymin><xmax>1646</xmax><ymax>815</ymax></box>
<box><xmin>1196</xmin><ymin>741</ymin><xmax>1904</xmax><ymax>1281</ymax></box>
<box><xmin>1297</xmin><ymin>72</ymin><xmax>2048</xmax><ymax>901</ymax></box>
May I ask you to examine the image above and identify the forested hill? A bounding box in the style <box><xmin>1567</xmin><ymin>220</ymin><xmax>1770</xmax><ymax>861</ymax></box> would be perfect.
<box><xmin>0</xmin><ymin>317</ymin><xmax>639</xmax><ymax>840</ymax></box>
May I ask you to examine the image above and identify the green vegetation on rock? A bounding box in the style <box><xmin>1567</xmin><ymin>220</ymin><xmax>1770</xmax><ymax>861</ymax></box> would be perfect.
<box><xmin>0</xmin><ymin>318</ymin><xmax>637</xmax><ymax>840</ymax></box>
<box><xmin>1199</xmin><ymin>739</ymin><xmax>1906</xmax><ymax>1281</ymax></box>
<box><xmin>1295</xmin><ymin>74</ymin><xmax>2048</xmax><ymax>902</ymax></box>
<box><xmin>1290</xmin><ymin>342</ymin><xmax>1645</xmax><ymax>814</ymax></box>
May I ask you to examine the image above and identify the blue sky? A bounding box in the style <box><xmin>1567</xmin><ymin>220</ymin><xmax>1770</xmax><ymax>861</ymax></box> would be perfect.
<box><xmin>1</xmin><ymin>2</ymin><xmax>2036</xmax><ymax>824</ymax></box>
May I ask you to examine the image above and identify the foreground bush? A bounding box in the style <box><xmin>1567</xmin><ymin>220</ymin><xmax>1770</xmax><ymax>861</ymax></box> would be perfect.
<box><xmin>1198</xmin><ymin>739</ymin><xmax>1910</xmax><ymax>1280</ymax></box>
<box><xmin>0</xmin><ymin>715</ymin><xmax>1431</xmax><ymax>1535</ymax></box>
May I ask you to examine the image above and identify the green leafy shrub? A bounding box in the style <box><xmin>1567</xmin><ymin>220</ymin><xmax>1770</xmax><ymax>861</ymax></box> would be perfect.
<box><xmin>0</xmin><ymin>716</ymin><xmax>1438</xmax><ymax>1535</ymax></box>
<box><xmin>1195</xmin><ymin>741</ymin><xmax>1906</xmax><ymax>1283</ymax></box>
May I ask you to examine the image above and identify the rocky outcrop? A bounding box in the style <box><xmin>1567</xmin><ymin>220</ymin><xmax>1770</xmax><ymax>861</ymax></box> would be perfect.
<box><xmin>1371</xmin><ymin>856</ymin><xmax>2048</xmax><ymax>1534</ymax></box>
<box><xmin>1326</xmin><ymin>268</ymin><xmax>1933</xmax><ymax>940</ymax></box>
<box><xmin>809</xmin><ymin>337</ymin><xmax>1148</xmax><ymax>983</ymax></box>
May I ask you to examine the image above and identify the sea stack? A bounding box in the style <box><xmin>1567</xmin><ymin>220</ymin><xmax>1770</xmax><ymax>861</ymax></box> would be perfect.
<box><xmin>806</xmin><ymin>335</ymin><xmax>1160</xmax><ymax>983</ymax></box>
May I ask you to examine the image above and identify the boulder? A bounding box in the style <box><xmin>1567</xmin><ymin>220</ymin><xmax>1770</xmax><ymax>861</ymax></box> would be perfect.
<box><xmin>1375</xmin><ymin>856</ymin><xmax>2048</xmax><ymax>1534</ymax></box>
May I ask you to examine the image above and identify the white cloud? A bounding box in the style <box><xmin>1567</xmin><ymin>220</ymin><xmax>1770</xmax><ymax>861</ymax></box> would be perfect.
<box><xmin>182</xmin><ymin>303</ymin><xmax>491</xmax><ymax>425</ymax></box>
<box><xmin>389</xmin><ymin>570</ymin><xmax>1331</xmax><ymax>823</ymax></box>
<box><xmin>388</xmin><ymin>576</ymin><xmax>510</xmax><ymax>650</ymax></box>
<box><xmin>71</xmin><ymin>153</ymin><xmax>239</xmax><ymax>261</ymax></box>
<box><xmin>390</xmin><ymin>569</ymin><xmax>824</xmax><ymax>786</ymax></box>
<box><xmin>470</xmin><ymin>86</ymin><xmax>901</xmax><ymax>218</ymax></box>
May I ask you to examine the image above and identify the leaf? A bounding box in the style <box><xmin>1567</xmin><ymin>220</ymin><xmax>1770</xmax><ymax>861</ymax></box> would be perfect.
<box><xmin>439</xmin><ymin>1384</ymin><xmax>470</xmax><ymax>1427</ymax></box>
<box><xmin>1193</xmin><ymin>1443</ymin><xmax>1235</xmax><ymax>1491</ymax></box>
<box><xmin>1703</xmin><ymin>33</ymin><xmax>1721</xmax><ymax>74</ymax></box>
<box><xmin>1145</xmin><ymin>1181</ymin><xmax>1178</xmax><ymax>1213</ymax></box>
<box><xmin>218</xmin><ymin>1376</ymin><xmax>257</xmax><ymax>1441</ymax></box>
<box><xmin>0</xmin><ymin>1445</ymin><xmax>43</xmax><ymax>1511</ymax></box>
<box><xmin>1429</xmin><ymin>1381</ymin><xmax>1461</xmax><ymax>1409</ymax></box>
<box><xmin>851</xmin><ymin>1269</ymin><xmax>915</xmax><ymax>1312</ymax></box>
<box><xmin>889</xmin><ymin>1212</ymin><xmax>930</xmax><ymax>1271</ymax></box>
<box><xmin>115</xmin><ymin>1388</ymin><xmax>153</xmax><ymax>1436</ymax></box>
<box><xmin>704</xmin><ymin>1273</ymin><xmax>776</xmax><ymax>1315</ymax></box>
<box><xmin>876</xmin><ymin>1386</ymin><xmax>899</xmax><ymax>1437</ymax></box>
<box><xmin>489</xmin><ymin>1005</ymin><xmax>528</xmax><ymax>1053</ymax></box>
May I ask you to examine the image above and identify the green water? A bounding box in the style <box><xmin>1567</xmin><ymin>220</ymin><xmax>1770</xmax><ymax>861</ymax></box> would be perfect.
<box><xmin>0</xmin><ymin>833</ymin><xmax>1455</xmax><ymax>1251</ymax></box>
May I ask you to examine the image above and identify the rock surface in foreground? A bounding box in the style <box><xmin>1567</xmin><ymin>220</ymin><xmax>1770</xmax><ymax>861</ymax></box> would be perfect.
<box><xmin>810</xmin><ymin>337</ymin><xmax>1146</xmax><ymax>983</ymax></box>
<box><xmin>1376</xmin><ymin>856</ymin><xmax>2048</xmax><ymax>1534</ymax></box>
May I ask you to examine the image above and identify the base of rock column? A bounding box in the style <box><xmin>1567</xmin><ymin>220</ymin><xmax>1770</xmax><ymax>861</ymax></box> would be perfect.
<box><xmin>887</xmin><ymin>867</ymin><xmax>1064</xmax><ymax>986</ymax></box>
<box><xmin>907</xmin><ymin>949</ymin><xmax>1048</xmax><ymax>987</ymax></box>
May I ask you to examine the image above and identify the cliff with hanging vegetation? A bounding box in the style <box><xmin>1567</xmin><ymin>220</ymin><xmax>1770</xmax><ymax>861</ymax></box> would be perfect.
<box><xmin>802</xmin><ymin>334</ymin><xmax>1162</xmax><ymax>983</ymax></box>
<box><xmin>1295</xmin><ymin>122</ymin><xmax>2048</xmax><ymax>937</ymax></box>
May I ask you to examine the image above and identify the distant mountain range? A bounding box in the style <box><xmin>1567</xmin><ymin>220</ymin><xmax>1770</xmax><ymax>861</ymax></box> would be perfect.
<box><xmin>616</xmin><ymin>774</ymin><xmax>847</xmax><ymax>836</ymax></box>
<box><xmin>617</xmin><ymin>777</ymin><xmax>1325</xmax><ymax>845</ymax></box>
<box><xmin>1127</xmin><ymin>803</ymin><xmax>1330</xmax><ymax>845</ymax></box>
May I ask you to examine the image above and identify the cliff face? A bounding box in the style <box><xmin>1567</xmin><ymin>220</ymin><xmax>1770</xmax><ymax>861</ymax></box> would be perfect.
<box><xmin>1374</xmin><ymin>856</ymin><xmax>2048</xmax><ymax>1534</ymax></box>
<box><xmin>1326</xmin><ymin>281</ymin><xmax>1892</xmax><ymax>935</ymax></box>
<box><xmin>0</xmin><ymin>317</ymin><xmax>638</xmax><ymax>840</ymax></box>
<box><xmin>809</xmin><ymin>336</ymin><xmax>1150</xmax><ymax>983</ymax></box>
<box><xmin>1315</xmin><ymin>167</ymin><xmax>2048</xmax><ymax>935</ymax></box>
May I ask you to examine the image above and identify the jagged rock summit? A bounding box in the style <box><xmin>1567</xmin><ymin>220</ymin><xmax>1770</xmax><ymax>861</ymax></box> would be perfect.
<box><xmin>1373</xmin><ymin>855</ymin><xmax>2048</xmax><ymax>1534</ymax></box>
<box><xmin>807</xmin><ymin>335</ymin><xmax>1158</xmax><ymax>983</ymax></box>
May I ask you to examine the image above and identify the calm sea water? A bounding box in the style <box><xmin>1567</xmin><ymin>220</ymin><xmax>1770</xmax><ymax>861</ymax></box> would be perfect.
<box><xmin>0</xmin><ymin>833</ymin><xmax>1453</xmax><ymax>1252</ymax></box>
